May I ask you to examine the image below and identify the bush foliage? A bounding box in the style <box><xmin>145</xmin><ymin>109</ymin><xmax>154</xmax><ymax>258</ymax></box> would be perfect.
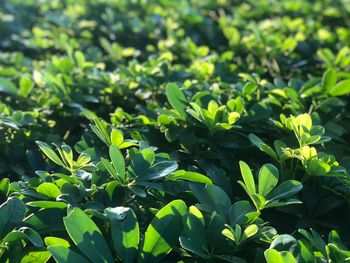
<box><xmin>1</xmin><ymin>0</ymin><xmax>350</xmax><ymax>262</ymax></box>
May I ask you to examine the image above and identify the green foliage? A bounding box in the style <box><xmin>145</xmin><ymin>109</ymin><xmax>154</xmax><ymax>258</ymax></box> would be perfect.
<box><xmin>1</xmin><ymin>0</ymin><xmax>350</xmax><ymax>262</ymax></box>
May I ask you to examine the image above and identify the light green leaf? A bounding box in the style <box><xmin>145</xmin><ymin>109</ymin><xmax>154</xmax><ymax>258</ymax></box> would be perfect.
<box><xmin>61</xmin><ymin>145</ymin><xmax>73</xmax><ymax>168</ymax></box>
<box><xmin>27</xmin><ymin>201</ymin><xmax>67</xmax><ymax>209</ymax></box>
<box><xmin>166</xmin><ymin>83</ymin><xmax>187</xmax><ymax>118</ymax></box>
<box><xmin>242</xmin><ymin>224</ymin><xmax>258</xmax><ymax>240</ymax></box>
<box><xmin>19</xmin><ymin>76</ymin><xmax>34</xmax><ymax>98</ymax></box>
<box><xmin>44</xmin><ymin>237</ymin><xmax>70</xmax><ymax>248</ymax></box>
<box><xmin>0</xmin><ymin>178</ymin><xmax>10</xmax><ymax>200</ymax></box>
<box><xmin>265</xmin><ymin>249</ymin><xmax>297</xmax><ymax>263</ymax></box>
<box><xmin>329</xmin><ymin>79</ymin><xmax>350</xmax><ymax>96</ymax></box>
<box><xmin>258</xmin><ymin>164</ymin><xmax>279</xmax><ymax>196</ymax></box>
<box><xmin>222</xmin><ymin>228</ymin><xmax>235</xmax><ymax>241</ymax></box>
<box><xmin>20</xmin><ymin>251</ymin><xmax>51</xmax><ymax>263</ymax></box>
<box><xmin>36</xmin><ymin>141</ymin><xmax>65</xmax><ymax>167</ymax></box>
<box><xmin>239</xmin><ymin>161</ymin><xmax>256</xmax><ymax>195</ymax></box>
<box><xmin>168</xmin><ymin>170</ymin><xmax>212</xmax><ymax>184</ymax></box>
<box><xmin>111</xmin><ymin>129</ymin><xmax>124</xmax><ymax>147</ymax></box>
<box><xmin>76</xmin><ymin>153</ymin><xmax>91</xmax><ymax>166</ymax></box>
<box><xmin>109</xmin><ymin>145</ymin><xmax>125</xmax><ymax>181</ymax></box>
<box><xmin>37</xmin><ymin>183</ymin><xmax>61</xmax><ymax>199</ymax></box>
<box><xmin>322</xmin><ymin>69</ymin><xmax>337</xmax><ymax>92</ymax></box>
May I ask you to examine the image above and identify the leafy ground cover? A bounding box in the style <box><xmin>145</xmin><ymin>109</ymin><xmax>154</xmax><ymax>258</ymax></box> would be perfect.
<box><xmin>1</xmin><ymin>0</ymin><xmax>350</xmax><ymax>262</ymax></box>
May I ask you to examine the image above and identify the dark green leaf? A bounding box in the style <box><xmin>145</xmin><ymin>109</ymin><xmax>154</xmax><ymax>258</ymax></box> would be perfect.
<box><xmin>63</xmin><ymin>208</ymin><xmax>114</xmax><ymax>263</ymax></box>
<box><xmin>139</xmin><ymin>200</ymin><xmax>187</xmax><ymax>263</ymax></box>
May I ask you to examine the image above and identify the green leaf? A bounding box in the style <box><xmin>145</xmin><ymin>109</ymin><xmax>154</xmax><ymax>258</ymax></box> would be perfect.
<box><xmin>251</xmin><ymin>194</ymin><xmax>266</xmax><ymax>210</ymax></box>
<box><xmin>196</xmin><ymin>160</ymin><xmax>232</xmax><ymax>196</ymax></box>
<box><xmin>258</xmin><ymin>164</ymin><xmax>279</xmax><ymax>196</ymax></box>
<box><xmin>76</xmin><ymin>153</ymin><xmax>91</xmax><ymax>167</ymax></box>
<box><xmin>242</xmin><ymin>224</ymin><xmax>258</xmax><ymax>240</ymax></box>
<box><xmin>327</xmin><ymin>243</ymin><xmax>350</xmax><ymax>262</ymax></box>
<box><xmin>298</xmin><ymin>229</ymin><xmax>327</xmax><ymax>257</ymax></box>
<box><xmin>109</xmin><ymin>145</ymin><xmax>125</xmax><ymax>181</ymax></box>
<box><xmin>190</xmin><ymin>184</ymin><xmax>231</xmax><ymax>219</ymax></box>
<box><xmin>19</xmin><ymin>76</ymin><xmax>34</xmax><ymax>98</ymax></box>
<box><xmin>270</xmin><ymin>234</ymin><xmax>301</xmax><ymax>259</ymax></box>
<box><xmin>3</xmin><ymin>227</ymin><xmax>43</xmax><ymax>247</ymax></box>
<box><xmin>27</xmin><ymin>201</ymin><xmax>67</xmax><ymax>209</ymax></box>
<box><xmin>37</xmin><ymin>183</ymin><xmax>61</xmax><ymax>199</ymax></box>
<box><xmin>299</xmin><ymin>239</ymin><xmax>314</xmax><ymax>263</ymax></box>
<box><xmin>166</xmin><ymin>83</ymin><xmax>187</xmax><ymax>118</ymax></box>
<box><xmin>137</xmin><ymin>161</ymin><xmax>178</xmax><ymax>181</ymax></box>
<box><xmin>322</xmin><ymin>69</ymin><xmax>337</xmax><ymax>92</ymax></box>
<box><xmin>228</xmin><ymin>112</ymin><xmax>240</xmax><ymax>124</ymax></box>
<box><xmin>328</xmin><ymin>230</ymin><xmax>346</xmax><ymax>250</ymax></box>
<box><xmin>74</xmin><ymin>50</ymin><xmax>86</xmax><ymax>68</ymax></box>
<box><xmin>128</xmin><ymin>185</ymin><xmax>146</xmax><ymax>198</ymax></box>
<box><xmin>207</xmin><ymin>212</ymin><xmax>226</xmax><ymax>250</ymax></box>
<box><xmin>48</xmin><ymin>246</ymin><xmax>91</xmax><ymax>263</ymax></box>
<box><xmin>0</xmin><ymin>77</ymin><xmax>17</xmax><ymax>95</ymax></box>
<box><xmin>265</xmin><ymin>249</ymin><xmax>297</xmax><ymax>263</ymax></box>
<box><xmin>129</xmin><ymin>149</ymin><xmax>155</xmax><ymax>177</ymax></box>
<box><xmin>229</xmin><ymin>200</ymin><xmax>257</xmax><ymax>226</ymax></box>
<box><xmin>329</xmin><ymin>79</ymin><xmax>350</xmax><ymax>96</ymax></box>
<box><xmin>105</xmin><ymin>207</ymin><xmax>139</xmax><ymax>263</ymax></box>
<box><xmin>20</xmin><ymin>250</ymin><xmax>51</xmax><ymax>263</ymax></box>
<box><xmin>267</xmin><ymin>180</ymin><xmax>303</xmax><ymax>201</ymax></box>
<box><xmin>239</xmin><ymin>161</ymin><xmax>256</xmax><ymax>195</ymax></box>
<box><xmin>24</xmin><ymin>208</ymin><xmax>65</xmax><ymax>234</ymax></box>
<box><xmin>222</xmin><ymin>228</ymin><xmax>236</xmax><ymax>241</ymax></box>
<box><xmin>111</xmin><ymin>129</ymin><xmax>124</xmax><ymax>147</ymax></box>
<box><xmin>36</xmin><ymin>141</ymin><xmax>65</xmax><ymax>167</ymax></box>
<box><xmin>61</xmin><ymin>145</ymin><xmax>73</xmax><ymax>168</ymax></box>
<box><xmin>52</xmin><ymin>173</ymin><xmax>83</xmax><ymax>185</ymax></box>
<box><xmin>307</xmin><ymin>159</ymin><xmax>331</xmax><ymax>176</ymax></box>
<box><xmin>184</xmin><ymin>205</ymin><xmax>206</xmax><ymax>236</ymax></box>
<box><xmin>179</xmin><ymin>237</ymin><xmax>208</xmax><ymax>258</ymax></box>
<box><xmin>249</xmin><ymin>134</ymin><xmax>278</xmax><ymax>160</ymax></box>
<box><xmin>91</xmin><ymin>118</ymin><xmax>111</xmax><ymax>145</ymax></box>
<box><xmin>139</xmin><ymin>200</ymin><xmax>187</xmax><ymax>263</ymax></box>
<box><xmin>179</xmin><ymin>206</ymin><xmax>207</xmax><ymax>257</ymax></box>
<box><xmin>100</xmin><ymin>158</ymin><xmax>119</xmax><ymax>181</ymax></box>
<box><xmin>0</xmin><ymin>197</ymin><xmax>26</xmax><ymax>238</ymax></box>
<box><xmin>63</xmin><ymin>208</ymin><xmax>114</xmax><ymax>263</ymax></box>
<box><xmin>168</xmin><ymin>170</ymin><xmax>212</xmax><ymax>184</ymax></box>
<box><xmin>0</xmin><ymin>178</ymin><xmax>10</xmax><ymax>202</ymax></box>
<box><xmin>44</xmin><ymin>237</ymin><xmax>70</xmax><ymax>248</ymax></box>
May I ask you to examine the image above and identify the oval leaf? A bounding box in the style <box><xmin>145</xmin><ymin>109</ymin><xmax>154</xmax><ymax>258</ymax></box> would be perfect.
<box><xmin>166</xmin><ymin>83</ymin><xmax>187</xmax><ymax>118</ymax></box>
<box><xmin>258</xmin><ymin>164</ymin><xmax>279</xmax><ymax>196</ymax></box>
<box><xmin>105</xmin><ymin>207</ymin><xmax>139</xmax><ymax>263</ymax></box>
<box><xmin>329</xmin><ymin>79</ymin><xmax>350</xmax><ymax>96</ymax></box>
<box><xmin>63</xmin><ymin>208</ymin><xmax>113</xmax><ymax>263</ymax></box>
<box><xmin>239</xmin><ymin>161</ymin><xmax>256</xmax><ymax>195</ymax></box>
<box><xmin>139</xmin><ymin>200</ymin><xmax>187</xmax><ymax>263</ymax></box>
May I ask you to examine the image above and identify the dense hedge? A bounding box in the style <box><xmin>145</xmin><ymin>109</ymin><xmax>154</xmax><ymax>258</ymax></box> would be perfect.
<box><xmin>1</xmin><ymin>0</ymin><xmax>350</xmax><ymax>262</ymax></box>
